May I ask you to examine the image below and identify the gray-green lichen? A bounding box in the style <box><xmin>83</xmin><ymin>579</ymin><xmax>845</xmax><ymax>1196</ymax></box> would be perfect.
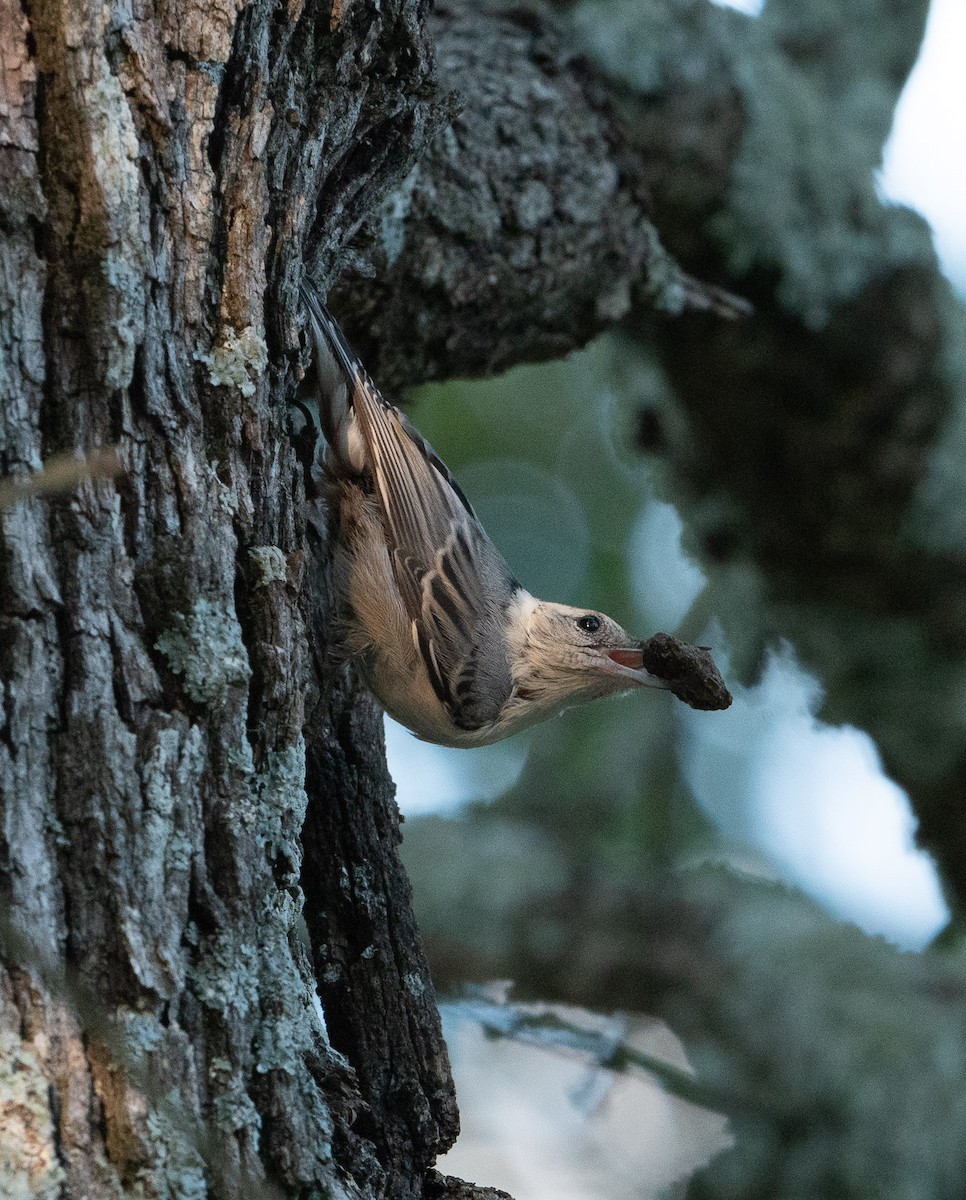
<box><xmin>138</xmin><ymin>1107</ymin><xmax>208</xmax><ymax>1200</ymax></box>
<box><xmin>251</xmin><ymin>743</ymin><xmax>309</xmax><ymax>890</ymax></box>
<box><xmin>248</xmin><ymin>545</ymin><xmax>288</xmax><ymax>589</ymax></box>
<box><xmin>188</xmin><ymin>739</ymin><xmax>325</xmax><ymax>1085</ymax></box>
<box><xmin>155</xmin><ymin>598</ymin><xmax>251</xmax><ymax>705</ymax></box>
<box><xmin>715</xmin><ymin>20</ymin><xmax>931</xmax><ymax>327</ymax></box>
<box><xmin>569</xmin><ymin>0</ymin><xmax>934</xmax><ymax>327</ymax></box>
<box><xmin>0</xmin><ymin>1032</ymin><xmax>64</xmax><ymax>1200</ymax></box>
<box><xmin>71</xmin><ymin>11</ymin><xmax>146</xmax><ymax>393</ymax></box>
<box><xmin>195</xmin><ymin>325</ymin><xmax>268</xmax><ymax>398</ymax></box>
<box><xmin>209</xmin><ymin>1064</ymin><xmax>263</xmax><ymax>1143</ymax></box>
<box><xmin>371</xmin><ymin>165</ymin><xmax>421</xmax><ymax>270</ymax></box>
<box><xmin>189</xmin><ymin>931</ymin><xmax>260</xmax><ymax>1014</ymax></box>
<box><xmin>117</xmin><ymin>1009</ymin><xmax>167</xmax><ymax>1057</ymax></box>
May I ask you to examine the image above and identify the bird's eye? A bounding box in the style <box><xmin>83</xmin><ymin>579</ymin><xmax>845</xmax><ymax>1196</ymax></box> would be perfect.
<box><xmin>576</xmin><ymin>615</ymin><xmax>601</xmax><ymax>633</ymax></box>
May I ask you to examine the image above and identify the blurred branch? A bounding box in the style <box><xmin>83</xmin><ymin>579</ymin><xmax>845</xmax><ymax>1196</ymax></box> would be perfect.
<box><xmin>404</xmin><ymin>820</ymin><xmax>966</xmax><ymax>1199</ymax></box>
<box><xmin>444</xmin><ymin>990</ymin><xmax>740</xmax><ymax>1116</ymax></box>
<box><xmin>582</xmin><ymin>0</ymin><xmax>966</xmax><ymax>910</ymax></box>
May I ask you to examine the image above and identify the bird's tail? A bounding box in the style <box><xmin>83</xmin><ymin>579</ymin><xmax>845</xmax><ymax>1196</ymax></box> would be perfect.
<box><xmin>294</xmin><ymin>280</ymin><xmax>350</xmax><ymax>470</ymax></box>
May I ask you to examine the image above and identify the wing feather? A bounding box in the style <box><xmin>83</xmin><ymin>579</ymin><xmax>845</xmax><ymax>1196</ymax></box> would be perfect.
<box><xmin>302</xmin><ymin>282</ymin><xmax>518</xmax><ymax>730</ymax></box>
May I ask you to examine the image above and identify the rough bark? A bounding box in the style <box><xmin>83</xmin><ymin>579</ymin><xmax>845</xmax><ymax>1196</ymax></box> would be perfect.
<box><xmin>299</xmin><ymin>515</ymin><xmax>459</xmax><ymax>1195</ymax></box>
<box><xmin>0</xmin><ymin>0</ymin><xmax>463</xmax><ymax>1196</ymax></box>
<box><xmin>329</xmin><ymin>1</ymin><xmax>743</xmax><ymax>390</ymax></box>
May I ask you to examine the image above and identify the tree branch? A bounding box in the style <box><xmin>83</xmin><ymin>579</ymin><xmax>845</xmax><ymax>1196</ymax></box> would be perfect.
<box><xmin>584</xmin><ymin>0</ymin><xmax>966</xmax><ymax>911</ymax></box>
<box><xmin>325</xmin><ymin>0</ymin><xmax>966</xmax><ymax>913</ymax></box>
<box><xmin>403</xmin><ymin>815</ymin><xmax>966</xmax><ymax>1199</ymax></box>
<box><xmin>328</xmin><ymin>1</ymin><xmax>743</xmax><ymax>389</ymax></box>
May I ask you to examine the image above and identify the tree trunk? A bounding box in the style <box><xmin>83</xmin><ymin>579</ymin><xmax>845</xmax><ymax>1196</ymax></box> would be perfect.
<box><xmin>0</xmin><ymin>1</ymin><xmax>468</xmax><ymax>1195</ymax></box>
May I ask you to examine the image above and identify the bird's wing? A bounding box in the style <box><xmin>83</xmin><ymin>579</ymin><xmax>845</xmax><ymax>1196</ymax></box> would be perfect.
<box><xmin>302</xmin><ymin>284</ymin><xmax>517</xmax><ymax>730</ymax></box>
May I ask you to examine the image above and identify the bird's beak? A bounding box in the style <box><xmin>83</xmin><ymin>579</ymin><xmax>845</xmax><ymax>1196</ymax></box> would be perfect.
<box><xmin>603</xmin><ymin>646</ymin><xmax>670</xmax><ymax>690</ymax></box>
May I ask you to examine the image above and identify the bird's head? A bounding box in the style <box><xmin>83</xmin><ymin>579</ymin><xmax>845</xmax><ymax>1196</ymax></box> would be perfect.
<box><xmin>509</xmin><ymin>597</ymin><xmax>669</xmax><ymax>712</ymax></box>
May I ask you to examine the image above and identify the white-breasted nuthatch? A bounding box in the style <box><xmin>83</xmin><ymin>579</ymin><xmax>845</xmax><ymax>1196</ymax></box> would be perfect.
<box><xmin>297</xmin><ymin>283</ymin><xmax>676</xmax><ymax>747</ymax></box>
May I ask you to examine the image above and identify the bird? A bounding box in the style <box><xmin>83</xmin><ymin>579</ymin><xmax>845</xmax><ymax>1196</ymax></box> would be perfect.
<box><xmin>296</xmin><ymin>281</ymin><xmax>671</xmax><ymax>747</ymax></box>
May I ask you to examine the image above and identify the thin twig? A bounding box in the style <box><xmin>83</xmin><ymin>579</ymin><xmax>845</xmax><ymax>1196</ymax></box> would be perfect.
<box><xmin>0</xmin><ymin>446</ymin><xmax>123</xmax><ymax>510</ymax></box>
<box><xmin>444</xmin><ymin>990</ymin><xmax>752</xmax><ymax>1117</ymax></box>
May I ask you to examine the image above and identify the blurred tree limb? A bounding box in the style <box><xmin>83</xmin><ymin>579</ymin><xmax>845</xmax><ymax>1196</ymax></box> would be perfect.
<box><xmin>443</xmin><ymin>990</ymin><xmax>738</xmax><ymax>1116</ymax></box>
<box><xmin>591</xmin><ymin>0</ymin><xmax>966</xmax><ymax>916</ymax></box>
<box><xmin>404</xmin><ymin>816</ymin><xmax>966</xmax><ymax>1199</ymax></box>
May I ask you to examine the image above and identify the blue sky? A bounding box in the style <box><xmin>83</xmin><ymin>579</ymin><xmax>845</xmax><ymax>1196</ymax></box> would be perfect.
<box><xmin>880</xmin><ymin>0</ymin><xmax>966</xmax><ymax>293</ymax></box>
